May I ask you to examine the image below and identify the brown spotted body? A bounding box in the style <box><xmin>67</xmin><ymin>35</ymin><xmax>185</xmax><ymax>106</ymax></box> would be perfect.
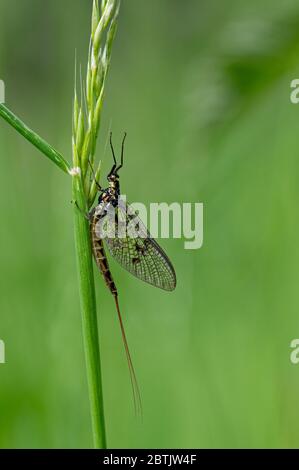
<box><xmin>90</xmin><ymin>210</ymin><xmax>118</xmax><ymax>297</ymax></box>
<box><xmin>89</xmin><ymin>195</ymin><xmax>142</xmax><ymax>416</ymax></box>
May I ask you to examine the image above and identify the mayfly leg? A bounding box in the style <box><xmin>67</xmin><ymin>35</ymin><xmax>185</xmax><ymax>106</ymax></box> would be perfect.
<box><xmin>73</xmin><ymin>200</ymin><xmax>91</xmax><ymax>220</ymax></box>
<box><xmin>88</xmin><ymin>159</ymin><xmax>103</xmax><ymax>192</ymax></box>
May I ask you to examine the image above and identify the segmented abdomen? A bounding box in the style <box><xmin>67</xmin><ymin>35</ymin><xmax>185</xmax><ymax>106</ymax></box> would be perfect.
<box><xmin>90</xmin><ymin>214</ymin><xmax>118</xmax><ymax>296</ymax></box>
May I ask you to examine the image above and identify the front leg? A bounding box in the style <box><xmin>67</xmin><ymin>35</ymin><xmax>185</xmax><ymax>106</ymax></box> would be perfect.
<box><xmin>73</xmin><ymin>200</ymin><xmax>92</xmax><ymax>221</ymax></box>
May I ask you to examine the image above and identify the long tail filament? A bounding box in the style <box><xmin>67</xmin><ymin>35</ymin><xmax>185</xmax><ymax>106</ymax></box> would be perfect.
<box><xmin>113</xmin><ymin>295</ymin><xmax>142</xmax><ymax>417</ymax></box>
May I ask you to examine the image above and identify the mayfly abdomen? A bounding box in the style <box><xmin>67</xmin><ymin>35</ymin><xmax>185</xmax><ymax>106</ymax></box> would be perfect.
<box><xmin>90</xmin><ymin>214</ymin><xmax>118</xmax><ymax>296</ymax></box>
<box><xmin>90</xmin><ymin>208</ymin><xmax>142</xmax><ymax>416</ymax></box>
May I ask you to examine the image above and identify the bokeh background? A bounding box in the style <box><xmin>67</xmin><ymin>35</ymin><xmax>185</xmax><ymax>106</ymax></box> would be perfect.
<box><xmin>0</xmin><ymin>0</ymin><xmax>299</xmax><ymax>449</ymax></box>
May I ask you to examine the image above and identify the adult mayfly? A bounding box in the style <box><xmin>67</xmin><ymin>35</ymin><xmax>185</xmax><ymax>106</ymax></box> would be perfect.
<box><xmin>89</xmin><ymin>133</ymin><xmax>176</xmax><ymax>414</ymax></box>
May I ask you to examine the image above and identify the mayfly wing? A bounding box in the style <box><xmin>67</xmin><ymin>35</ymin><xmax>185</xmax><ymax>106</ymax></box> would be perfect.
<box><xmin>101</xmin><ymin>199</ymin><xmax>177</xmax><ymax>291</ymax></box>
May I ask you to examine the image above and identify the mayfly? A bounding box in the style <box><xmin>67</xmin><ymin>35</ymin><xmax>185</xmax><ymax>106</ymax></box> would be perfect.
<box><xmin>89</xmin><ymin>133</ymin><xmax>176</xmax><ymax>415</ymax></box>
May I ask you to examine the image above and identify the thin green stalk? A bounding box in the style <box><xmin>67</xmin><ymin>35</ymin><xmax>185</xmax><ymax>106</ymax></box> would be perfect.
<box><xmin>0</xmin><ymin>0</ymin><xmax>120</xmax><ymax>450</ymax></box>
<box><xmin>0</xmin><ymin>100</ymin><xmax>107</xmax><ymax>448</ymax></box>
<box><xmin>72</xmin><ymin>171</ymin><xmax>106</xmax><ymax>448</ymax></box>
<box><xmin>74</xmin><ymin>0</ymin><xmax>120</xmax><ymax>199</ymax></box>
<box><xmin>72</xmin><ymin>0</ymin><xmax>120</xmax><ymax>448</ymax></box>
<box><xmin>0</xmin><ymin>104</ymin><xmax>70</xmax><ymax>174</ymax></box>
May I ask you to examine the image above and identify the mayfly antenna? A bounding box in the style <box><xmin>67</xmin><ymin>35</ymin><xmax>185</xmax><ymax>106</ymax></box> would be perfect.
<box><xmin>116</xmin><ymin>132</ymin><xmax>127</xmax><ymax>172</ymax></box>
<box><xmin>110</xmin><ymin>132</ymin><xmax>117</xmax><ymax>164</ymax></box>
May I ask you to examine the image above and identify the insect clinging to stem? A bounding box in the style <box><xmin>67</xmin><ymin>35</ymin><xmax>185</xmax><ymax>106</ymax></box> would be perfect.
<box><xmin>88</xmin><ymin>132</ymin><xmax>177</xmax><ymax>415</ymax></box>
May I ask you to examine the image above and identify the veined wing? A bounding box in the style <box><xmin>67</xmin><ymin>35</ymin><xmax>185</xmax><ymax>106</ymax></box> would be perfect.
<box><xmin>96</xmin><ymin>199</ymin><xmax>176</xmax><ymax>291</ymax></box>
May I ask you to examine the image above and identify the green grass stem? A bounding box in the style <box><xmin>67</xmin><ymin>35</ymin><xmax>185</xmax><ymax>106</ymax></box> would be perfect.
<box><xmin>0</xmin><ymin>104</ymin><xmax>70</xmax><ymax>174</ymax></box>
<box><xmin>72</xmin><ymin>171</ymin><xmax>107</xmax><ymax>448</ymax></box>
<box><xmin>0</xmin><ymin>0</ymin><xmax>121</xmax><ymax>449</ymax></box>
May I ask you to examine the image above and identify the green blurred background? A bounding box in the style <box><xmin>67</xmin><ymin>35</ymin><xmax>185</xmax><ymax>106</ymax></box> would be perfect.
<box><xmin>1</xmin><ymin>0</ymin><xmax>299</xmax><ymax>449</ymax></box>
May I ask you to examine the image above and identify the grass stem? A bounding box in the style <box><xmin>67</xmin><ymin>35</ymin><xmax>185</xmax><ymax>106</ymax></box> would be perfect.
<box><xmin>72</xmin><ymin>172</ymin><xmax>107</xmax><ymax>448</ymax></box>
<box><xmin>0</xmin><ymin>104</ymin><xmax>70</xmax><ymax>174</ymax></box>
<box><xmin>0</xmin><ymin>0</ymin><xmax>120</xmax><ymax>449</ymax></box>
<box><xmin>71</xmin><ymin>0</ymin><xmax>120</xmax><ymax>448</ymax></box>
